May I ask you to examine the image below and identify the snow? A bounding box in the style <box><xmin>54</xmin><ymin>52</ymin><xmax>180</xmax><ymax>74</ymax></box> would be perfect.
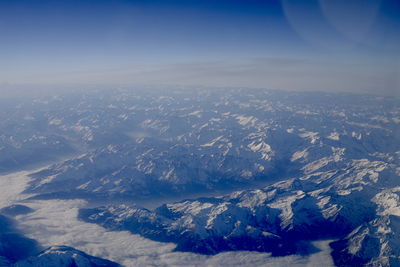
<box><xmin>76</xmin><ymin>181</ymin><xmax>91</xmax><ymax>190</ymax></box>
<box><xmin>237</xmin><ymin>190</ymin><xmax>272</xmax><ymax>210</ymax></box>
<box><xmin>167</xmin><ymin>201</ymin><xmax>214</xmax><ymax>216</ymax></box>
<box><xmin>299</xmin><ymin>131</ymin><xmax>319</xmax><ymax>144</ymax></box>
<box><xmin>291</xmin><ymin>149</ymin><xmax>309</xmax><ymax>162</ymax></box>
<box><xmin>351</xmin><ymin>131</ymin><xmax>362</xmax><ymax>140</ymax></box>
<box><xmin>302</xmin><ymin>157</ymin><xmax>331</xmax><ymax>174</ymax></box>
<box><xmin>268</xmin><ymin>191</ymin><xmax>305</xmax><ymax>229</ymax></box>
<box><xmin>206</xmin><ymin>203</ymin><xmax>229</xmax><ymax>230</ymax></box>
<box><xmin>371</xmin><ymin>116</ymin><xmax>390</xmax><ymax>123</ymax></box>
<box><xmin>49</xmin><ymin>119</ymin><xmax>62</xmax><ymax>125</ymax></box>
<box><xmin>235</xmin><ymin>115</ymin><xmax>257</xmax><ymax>127</ymax></box>
<box><xmin>373</xmin><ymin>191</ymin><xmax>400</xmax><ymax>216</ymax></box>
<box><xmin>248</xmin><ymin>141</ymin><xmax>271</xmax><ymax>153</ymax></box>
<box><xmin>188</xmin><ymin>110</ymin><xmax>203</xmax><ymax>117</ymax></box>
<box><xmin>118</xmin><ymin>114</ymin><xmax>129</xmax><ymax>120</ymax></box>
<box><xmin>327</xmin><ymin>132</ymin><xmax>340</xmax><ymax>141</ymax></box>
<box><xmin>201</xmin><ymin>136</ymin><xmax>224</xmax><ymax>147</ymax></box>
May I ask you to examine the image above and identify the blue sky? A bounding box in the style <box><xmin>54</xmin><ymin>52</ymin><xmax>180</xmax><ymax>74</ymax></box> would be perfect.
<box><xmin>0</xmin><ymin>0</ymin><xmax>399</xmax><ymax>95</ymax></box>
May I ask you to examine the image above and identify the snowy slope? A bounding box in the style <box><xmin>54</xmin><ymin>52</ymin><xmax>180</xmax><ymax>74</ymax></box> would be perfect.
<box><xmin>80</xmin><ymin>158</ymin><xmax>399</xmax><ymax>264</ymax></box>
<box><xmin>14</xmin><ymin>246</ymin><xmax>120</xmax><ymax>267</ymax></box>
<box><xmin>21</xmin><ymin>89</ymin><xmax>399</xmax><ymax>202</ymax></box>
<box><xmin>0</xmin><ymin>88</ymin><xmax>398</xmax><ymax>266</ymax></box>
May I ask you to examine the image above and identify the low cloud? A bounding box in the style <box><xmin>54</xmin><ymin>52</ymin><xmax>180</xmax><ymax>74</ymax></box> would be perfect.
<box><xmin>15</xmin><ymin>197</ymin><xmax>335</xmax><ymax>266</ymax></box>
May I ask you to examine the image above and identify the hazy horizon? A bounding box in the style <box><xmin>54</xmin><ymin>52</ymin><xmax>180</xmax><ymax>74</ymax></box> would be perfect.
<box><xmin>1</xmin><ymin>0</ymin><xmax>399</xmax><ymax>96</ymax></box>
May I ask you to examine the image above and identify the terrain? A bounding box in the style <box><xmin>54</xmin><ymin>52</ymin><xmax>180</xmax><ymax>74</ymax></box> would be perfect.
<box><xmin>0</xmin><ymin>88</ymin><xmax>398</xmax><ymax>266</ymax></box>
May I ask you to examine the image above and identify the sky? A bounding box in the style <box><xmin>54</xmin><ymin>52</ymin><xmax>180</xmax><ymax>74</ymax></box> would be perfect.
<box><xmin>0</xmin><ymin>0</ymin><xmax>399</xmax><ymax>95</ymax></box>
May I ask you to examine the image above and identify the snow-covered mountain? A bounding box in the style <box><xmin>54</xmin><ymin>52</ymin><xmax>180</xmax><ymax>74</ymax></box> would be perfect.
<box><xmin>18</xmin><ymin>89</ymin><xmax>399</xmax><ymax>202</ymax></box>
<box><xmin>0</xmin><ymin>88</ymin><xmax>398</xmax><ymax>266</ymax></box>
<box><xmin>80</xmin><ymin>154</ymin><xmax>399</xmax><ymax>265</ymax></box>
<box><xmin>14</xmin><ymin>246</ymin><xmax>120</xmax><ymax>267</ymax></box>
